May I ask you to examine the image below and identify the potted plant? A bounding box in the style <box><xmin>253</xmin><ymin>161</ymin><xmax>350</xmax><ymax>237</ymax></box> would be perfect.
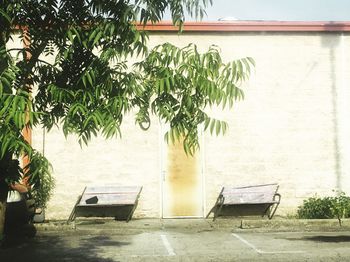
<box><xmin>27</xmin><ymin>153</ymin><xmax>55</xmax><ymax>223</ymax></box>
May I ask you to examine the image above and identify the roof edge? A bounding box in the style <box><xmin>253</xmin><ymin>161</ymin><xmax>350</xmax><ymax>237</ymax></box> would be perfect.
<box><xmin>136</xmin><ymin>21</ymin><xmax>350</xmax><ymax>32</ymax></box>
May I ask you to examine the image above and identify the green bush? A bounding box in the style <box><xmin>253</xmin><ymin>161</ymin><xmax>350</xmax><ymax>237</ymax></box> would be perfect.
<box><xmin>297</xmin><ymin>192</ymin><xmax>350</xmax><ymax>225</ymax></box>
<box><xmin>297</xmin><ymin>196</ymin><xmax>334</xmax><ymax>219</ymax></box>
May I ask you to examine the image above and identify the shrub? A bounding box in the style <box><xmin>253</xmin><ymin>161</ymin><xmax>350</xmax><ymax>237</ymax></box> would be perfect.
<box><xmin>297</xmin><ymin>192</ymin><xmax>350</xmax><ymax>225</ymax></box>
<box><xmin>297</xmin><ymin>196</ymin><xmax>334</xmax><ymax>219</ymax></box>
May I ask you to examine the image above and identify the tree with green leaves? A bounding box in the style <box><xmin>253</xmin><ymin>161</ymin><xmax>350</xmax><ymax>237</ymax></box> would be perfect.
<box><xmin>0</xmin><ymin>0</ymin><xmax>254</xmax><ymax>238</ymax></box>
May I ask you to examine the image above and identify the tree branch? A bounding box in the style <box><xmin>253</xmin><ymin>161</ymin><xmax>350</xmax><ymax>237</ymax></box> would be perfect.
<box><xmin>37</xmin><ymin>59</ymin><xmax>53</xmax><ymax>67</ymax></box>
<box><xmin>7</xmin><ymin>47</ymin><xmax>30</xmax><ymax>53</ymax></box>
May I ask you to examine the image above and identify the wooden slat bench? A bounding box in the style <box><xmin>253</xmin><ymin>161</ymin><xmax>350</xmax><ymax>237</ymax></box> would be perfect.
<box><xmin>68</xmin><ymin>186</ymin><xmax>142</xmax><ymax>222</ymax></box>
<box><xmin>206</xmin><ymin>183</ymin><xmax>281</xmax><ymax>221</ymax></box>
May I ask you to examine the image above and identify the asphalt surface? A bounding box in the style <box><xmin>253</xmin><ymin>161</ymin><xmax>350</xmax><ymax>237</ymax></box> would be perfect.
<box><xmin>1</xmin><ymin>218</ymin><xmax>350</xmax><ymax>261</ymax></box>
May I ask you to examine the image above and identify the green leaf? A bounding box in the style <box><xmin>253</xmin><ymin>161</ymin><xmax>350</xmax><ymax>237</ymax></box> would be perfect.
<box><xmin>88</xmin><ymin>28</ymin><xmax>98</xmax><ymax>43</ymax></box>
<box><xmin>67</xmin><ymin>30</ymin><xmax>74</xmax><ymax>43</ymax></box>
<box><xmin>247</xmin><ymin>57</ymin><xmax>256</xmax><ymax>67</ymax></box>
<box><xmin>209</xmin><ymin>119</ymin><xmax>215</xmax><ymax>134</ymax></box>
<box><xmin>71</xmin><ymin>27</ymin><xmax>82</xmax><ymax>43</ymax></box>
<box><xmin>86</xmin><ymin>71</ymin><xmax>93</xmax><ymax>86</ymax></box>
<box><xmin>0</xmin><ymin>8</ymin><xmax>11</xmax><ymax>23</ymax></box>
<box><xmin>215</xmin><ymin>120</ymin><xmax>221</xmax><ymax>136</ymax></box>
<box><xmin>159</xmin><ymin>79</ymin><xmax>164</xmax><ymax>93</ymax></box>
<box><xmin>81</xmin><ymin>75</ymin><xmax>87</xmax><ymax>87</ymax></box>
<box><xmin>204</xmin><ymin>117</ymin><xmax>210</xmax><ymax>131</ymax></box>
<box><xmin>92</xmin><ymin>31</ymin><xmax>103</xmax><ymax>46</ymax></box>
<box><xmin>1</xmin><ymin>76</ymin><xmax>11</xmax><ymax>89</ymax></box>
<box><xmin>221</xmin><ymin>121</ymin><xmax>228</xmax><ymax>135</ymax></box>
<box><xmin>165</xmin><ymin>77</ymin><xmax>170</xmax><ymax>92</ymax></box>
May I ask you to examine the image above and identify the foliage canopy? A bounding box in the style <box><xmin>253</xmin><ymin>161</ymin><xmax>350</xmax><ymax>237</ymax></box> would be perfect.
<box><xmin>0</xmin><ymin>0</ymin><xmax>254</xmax><ymax>187</ymax></box>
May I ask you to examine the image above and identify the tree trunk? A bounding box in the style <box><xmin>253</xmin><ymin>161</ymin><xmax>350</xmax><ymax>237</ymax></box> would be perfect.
<box><xmin>0</xmin><ymin>181</ymin><xmax>9</xmax><ymax>239</ymax></box>
<box><xmin>0</xmin><ymin>200</ymin><xmax>6</xmax><ymax>238</ymax></box>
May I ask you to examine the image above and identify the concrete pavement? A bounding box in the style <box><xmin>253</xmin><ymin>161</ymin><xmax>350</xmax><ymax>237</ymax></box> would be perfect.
<box><xmin>1</xmin><ymin>218</ymin><xmax>350</xmax><ymax>261</ymax></box>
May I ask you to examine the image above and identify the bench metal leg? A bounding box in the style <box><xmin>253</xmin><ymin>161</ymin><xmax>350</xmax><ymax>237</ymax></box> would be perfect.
<box><xmin>125</xmin><ymin>187</ymin><xmax>142</xmax><ymax>222</ymax></box>
<box><xmin>206</xmin><ymin>188</ymin><xmax>225</xmax><ymax>221</ymax></box>
<box><xmin>213</xmin><ymin>201</ymin><xmax>224</xmax><ymax>221</ymax></box>
<box><xmin>206</xmin><ymin>207</ymin><xmax>214</xmax><ymax>219</ymax></box>
<box><xmin>268</xmin><ymin>193</ymin><xmax>281</xmax><ymax>219</ymax></box>
<box><xmin>206</xmin><ymin>203</ymin><xmax>223</xmax><ymax>221</ymax></box>
<box><xmin>67</xmin><ymin>194</ymin><xmax>83</xmax><ymax>223</ymax></box>
<box><xmin>126</xmin><ymin>202</ymin><xmax>138</xmax><ymax>222</ymax></box>
<box><xmin>67</xmin><ymin>187</ymin><xmax>87</xmax><ymax>223</ymax></box>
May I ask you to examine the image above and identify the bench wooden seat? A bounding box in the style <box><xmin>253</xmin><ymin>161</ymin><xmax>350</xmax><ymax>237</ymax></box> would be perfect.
<box><xmin>206</xmin><ymin>183</ymin><xmax>281</xmax><ymax>221</ymax></box>
<box><xmin>68</xmin><ymin>186</ymin><xmax>142</xmax><ymax>222</ymax></box>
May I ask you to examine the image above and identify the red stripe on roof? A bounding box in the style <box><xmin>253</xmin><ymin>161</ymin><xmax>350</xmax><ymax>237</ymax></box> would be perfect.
<box><xmin>136</xmin><ymin>21</ymin><xmax>350</xmax><ymax>32</ymax></box>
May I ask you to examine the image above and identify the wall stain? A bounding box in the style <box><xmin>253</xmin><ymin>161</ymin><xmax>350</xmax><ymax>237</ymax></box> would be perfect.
<box><xmin>167</xmin><ymin>139</ymin><xmax>200</xmax><ymax>217</ymax></box>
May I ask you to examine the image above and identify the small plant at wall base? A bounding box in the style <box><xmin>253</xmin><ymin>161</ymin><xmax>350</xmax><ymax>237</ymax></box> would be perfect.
<box><xmin>297</xmin><ymin>192</ymin><xmax>350</xmax><ymax>226</ymax></box>
<box><xmin>330</xmin><ymin>191</ymin><xmax>350</xmax><ymax>226</ymax></box>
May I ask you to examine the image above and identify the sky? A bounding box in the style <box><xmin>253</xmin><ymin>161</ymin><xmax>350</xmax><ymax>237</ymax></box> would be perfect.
<box><xmin>185</xmin><ymin>0</ymin><xmax>350</xmax><ymax>21</ymax></box>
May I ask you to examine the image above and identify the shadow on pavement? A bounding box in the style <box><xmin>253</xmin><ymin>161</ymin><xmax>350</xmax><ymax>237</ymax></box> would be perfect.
<box><xmin>302</xmin><ymin>235</ymin><xmax>350</xmax><ymax>243</ymax></box>
<box><xmin>0</xmin><ymin>233</ymin><xmax>130</xmax><ymax>262</ymax></box>
<box><xmin>78</xmin><ymin>220</ymin><xmax>106</xmax><ymax>225</ymax></box>
<box><xmin>84</xmin><ymin>235</ymin><xmax>130</xmax><ymax>247</ymax></box>
<box><xmin>286</xmin><ymin>235</ymin><xmax>350</xmax><ymax>243</ymax></box>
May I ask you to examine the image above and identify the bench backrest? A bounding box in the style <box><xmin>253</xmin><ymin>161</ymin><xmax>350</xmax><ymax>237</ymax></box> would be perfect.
<box><xmin>221</xmin><ymin>183</ymin><xmax>278</xmax><ymax>204</ymax></box>
<box><xmin>78</xmin><ymin>186</ymin><xmax>142</xmax><ymax>206</ymax></box>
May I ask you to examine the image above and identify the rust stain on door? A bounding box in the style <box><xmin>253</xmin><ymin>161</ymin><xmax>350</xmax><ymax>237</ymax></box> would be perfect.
<box><xmin>166</xmin><ymin>139</ymin><xmax>201</xmax><ymax>217</ymax></box>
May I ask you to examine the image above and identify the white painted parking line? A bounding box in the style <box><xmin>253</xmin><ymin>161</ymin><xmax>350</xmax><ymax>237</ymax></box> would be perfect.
<box><xmin>160</xmin><ymin>234</ymin><xmax>176</xmax><ymax>256</ymax></box>
<box><xmin>232</xmin><ymin>233</ymin><xmax>263</xmax><ymax>253</ymax></box>
<box><xmin>259</xmin><ymin>250</ymin><xmax>305</xmax><ymax>254</ymax></box>
<box><xmin>232</xmin><ymin>233</ymin><xmax>305</xmax><ymax>254</ymax></box>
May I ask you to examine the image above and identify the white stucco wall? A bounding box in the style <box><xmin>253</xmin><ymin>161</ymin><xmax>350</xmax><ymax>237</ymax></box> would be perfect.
<box><xmin>30</xmin><ymin>30</ymin><xmax>350</xmax><ymax>219</ymax></box>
